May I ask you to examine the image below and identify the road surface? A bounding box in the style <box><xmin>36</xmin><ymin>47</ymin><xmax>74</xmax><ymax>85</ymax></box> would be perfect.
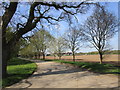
<box><xmin>7</xmin><ymin>60</ymin><xmax>119</xmax><ymax>88</ymax></box>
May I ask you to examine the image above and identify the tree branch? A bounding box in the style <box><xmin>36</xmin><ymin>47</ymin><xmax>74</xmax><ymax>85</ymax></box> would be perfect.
<box><xmin>2</xmin><ymin>2</ymin><xmax>18</xmax><ymax>31</ymax></box>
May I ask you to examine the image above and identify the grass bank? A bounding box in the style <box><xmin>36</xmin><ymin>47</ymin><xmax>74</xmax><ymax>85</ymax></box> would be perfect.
<box><xmin>2</xmin><ymin>58</ymin><xmax>37</xmax><ymax>88</ymax></box>
<box><xmin>39</xmin><ymin>59</ymin><xmax>120</xmax><ymax>74</ymax></box>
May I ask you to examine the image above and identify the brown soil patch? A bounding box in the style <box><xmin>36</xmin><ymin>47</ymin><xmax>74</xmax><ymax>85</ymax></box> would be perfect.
<box><xmin>46</xmin><ymin>55</ymin><xmax>119</xmax><ymax>65</ymax></box>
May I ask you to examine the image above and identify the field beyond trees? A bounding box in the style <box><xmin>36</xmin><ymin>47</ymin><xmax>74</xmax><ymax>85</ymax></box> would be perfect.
<box><xmin>45</xmin><ymin>55</ymin><xmax>119</xmax><ymax>65</ymax></box>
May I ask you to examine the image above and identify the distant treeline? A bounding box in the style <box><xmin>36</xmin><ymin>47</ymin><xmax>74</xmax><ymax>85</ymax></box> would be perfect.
<box><xmin>76</xmin><ymin>50</ymin><xmax>120</xmax><ymax>55</ymax></box>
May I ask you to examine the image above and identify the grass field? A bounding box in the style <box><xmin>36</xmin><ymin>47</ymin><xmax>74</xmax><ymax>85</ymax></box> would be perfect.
<box><xmin>2</xmin><ymin>58</ymin><xmax>37</xmax><ymax>88</ymax></box>
<box><xmin>39</xmin><ymin>59</ymin><xmax>120</xmax><ymax>74</ymax></box>
<box><xmin>55</xmin><ymin>60</ymin><xmax>120</xmax><ymax>74</ymax></box>
<box><xmin>45</xmin><ymin>55</ymin><xmax>119</xmax><ymax>65</ymax></box>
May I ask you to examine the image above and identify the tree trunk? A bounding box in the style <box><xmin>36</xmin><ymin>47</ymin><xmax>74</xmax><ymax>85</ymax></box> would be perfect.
<box><xmin>43</xmin><ymin>53</ymin><xmax>45</xmax><ymax>60</ymax></box>
<box><xmin>38</xmin><ymin>53</ymin><xmax>41</xmax><ymax>59</ymax></box>
<box><xmin>99</xmin><ymin>51</ymin><xmax>103</xmax><ymax>64</ymax></box>
<box><xmin>2</xmin><ymin>29</ymin><xmax>10</xmax><ymax>78</ymax></box>
<box><xmin>2</xmin><ymin>53</ymin><xmax>8</xmax><ymax>78</ymax></box>
<box><xmin>2</xmin><ymin>2</ymin><xmax>18</xmax><ymax>78</ymax></box>
<box><xmin>35</xmin><ymin>54</ymin><xmax>37</xmax><ymax>59</ymax></box>
<box><xmin>2</xmin><ymin>45</ymin><xmax>11</xmax><ymax>78</ymax></box>
<box><xmin>54</xmin><ymin>55</ymin><xmax>55</xmax><ymax>60</ymax></box>
<box><xmin>73</xmin><ymin>52</ymin><xmax>75</xmax><ymax>62</ymax></box>
<box><xmin>59</xmin><ymin>56</ymin><xmax>61</xmax><ymax>60</ymax></box>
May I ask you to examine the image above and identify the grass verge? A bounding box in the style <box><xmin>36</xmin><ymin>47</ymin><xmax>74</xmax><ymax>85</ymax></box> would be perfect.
<box><xmin>39</xmin><ymin>59</ymin><xmax>120</xmax><ymax>74</ymax></box>
<box><xmin>2</xmin><ymin>58</ymin><xmax>37</xmax><ymax>88</ymax></box>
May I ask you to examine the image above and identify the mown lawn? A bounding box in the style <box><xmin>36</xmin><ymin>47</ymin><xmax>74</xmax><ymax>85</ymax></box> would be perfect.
<box><xmin>2</xmin><ymin>58</ymin><xmax>37</xmax><ymax>88</ymax></box>
<box><xmin>40</xmin><ymin>59</ymin><xmax>120</xmax><ymax>74</ymax></box>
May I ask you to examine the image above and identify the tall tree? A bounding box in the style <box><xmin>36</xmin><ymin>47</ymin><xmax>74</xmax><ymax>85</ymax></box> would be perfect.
<box><xmin>1</xmin><ymin>1</ymin><xmax>91</xmax><ymax>78</ymax></box>
<box><xmin>65</xmin><ymin>26</ymin><xmax>83</xmax><ymax>62</ymax></box>
<box><xmin>83</xmin><ymin>5</ymin><xmax>118</xmax><ymax>64</ymax></box>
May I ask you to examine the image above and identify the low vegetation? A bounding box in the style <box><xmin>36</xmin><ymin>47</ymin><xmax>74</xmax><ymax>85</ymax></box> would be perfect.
<box><xmin>2</xmin><ymin>58</ymin><xmax>37</xmax><ymax>88</ymax></box>
<box><xmin>40</xmin><ymin>59</ymin><xmax>119</xmax><ymax>74</ymax></box>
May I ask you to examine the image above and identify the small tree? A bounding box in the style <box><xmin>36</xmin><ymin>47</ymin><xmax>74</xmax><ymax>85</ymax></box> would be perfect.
<box><xmin>83</xmin><ymin>5</ymin><xmax>118</xmax><ymax>64</ymax></box>
<box><xmin>65</xmin><ymin>26</ymin><xmax>83</xmax><ymax>62</ymax></box>
<box><xmin>50</xmin><ymin>37</ymin><xmax>66</xmax><ymax>60</ymax></box>
<box><xmin>48</xmin><ymin>38</ymin><xmax>57</xmax><ymax>59</ymax></box>
<box><xmin>19</xmin><ymin>44</ymin><xmax>35</xmax><ymax>58</ymax></box>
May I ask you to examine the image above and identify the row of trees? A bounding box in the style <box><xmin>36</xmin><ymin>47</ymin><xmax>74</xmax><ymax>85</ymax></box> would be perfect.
<box><xmin>19</xmin><ymin>30</ymin><xmax>54</xmax><ymax>59</ymax></box>
<box><xmin>19</xmin><ymin>5</ymin><xmax>117</xmax><ymax>64</ymax></box>
<box><xmin>17</xmin><ymin>4</ymin><xmax>117</xmax><ymax>64</ymax></box>
<box><xmin>19</xmin><ymin>30</ymin><xmax>66</xmax><ymax>60</ymax></box>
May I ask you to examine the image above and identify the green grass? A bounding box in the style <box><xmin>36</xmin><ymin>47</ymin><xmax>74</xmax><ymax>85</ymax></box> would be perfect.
<box><xmin>39</xmin><ymin>59</ymin><xmax>120</xmax><ymax>74</ymax></box>
<box><xmin>2</xmin><ymin>58</ymin><xmax>37</xmax><ymax>88</ymax></box>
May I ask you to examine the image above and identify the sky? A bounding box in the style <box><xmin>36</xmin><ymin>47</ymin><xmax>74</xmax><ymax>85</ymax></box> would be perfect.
<box><xmin>106</xmin><ymin>2</ymin><xmax>118</xmax><ymax>51</ymax></box>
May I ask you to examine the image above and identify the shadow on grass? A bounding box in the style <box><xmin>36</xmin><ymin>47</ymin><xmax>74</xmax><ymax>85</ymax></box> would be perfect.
<box><xmin>2</xmin><ymin>58</ymin><xmax>37</xmax><ymax>88</ymax></box>
<box><xmin>39</xmin><ymin>59</ymin><xmax>120</xmax><ymax>75</ymax></box>
<box><xmin>2</xmin><ymin>74</ymin><xmax>30</xmax><ymax>87</ymax></box>
<box><xmin>7</xmin><ymin>58</ymin><xmax>33</xmax><ymax>66</ymax></box>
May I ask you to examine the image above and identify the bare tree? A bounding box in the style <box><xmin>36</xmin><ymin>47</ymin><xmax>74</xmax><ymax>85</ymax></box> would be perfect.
<box><xmin>83</xmin><ymin>5</ymin><xmax>118</xmax><ymax>64</ymax></box>
<box><xmin>65</xmin><ymin>26</ymin><xmax>83</xmax><ymax>62</ymax></box>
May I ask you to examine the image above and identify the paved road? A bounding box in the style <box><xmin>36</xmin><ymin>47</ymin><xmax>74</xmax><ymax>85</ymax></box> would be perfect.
<box><xmin>7</xmin><ymin>60</ymin><xmax>119</xmax><ymax>88</ymax></box>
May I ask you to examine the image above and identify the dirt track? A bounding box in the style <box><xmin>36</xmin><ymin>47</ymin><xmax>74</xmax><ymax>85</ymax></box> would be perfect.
<box><xmin>7</xmin><ymin>60</ymin><xmax>119</xmax><ymax>88</ymax></box>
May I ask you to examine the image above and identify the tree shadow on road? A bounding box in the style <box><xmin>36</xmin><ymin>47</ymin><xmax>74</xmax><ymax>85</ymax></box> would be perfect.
<box><xmin>30</xmin><ymin>68</ymin><xmax>96</xmax><ymax>78</ymax></box>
